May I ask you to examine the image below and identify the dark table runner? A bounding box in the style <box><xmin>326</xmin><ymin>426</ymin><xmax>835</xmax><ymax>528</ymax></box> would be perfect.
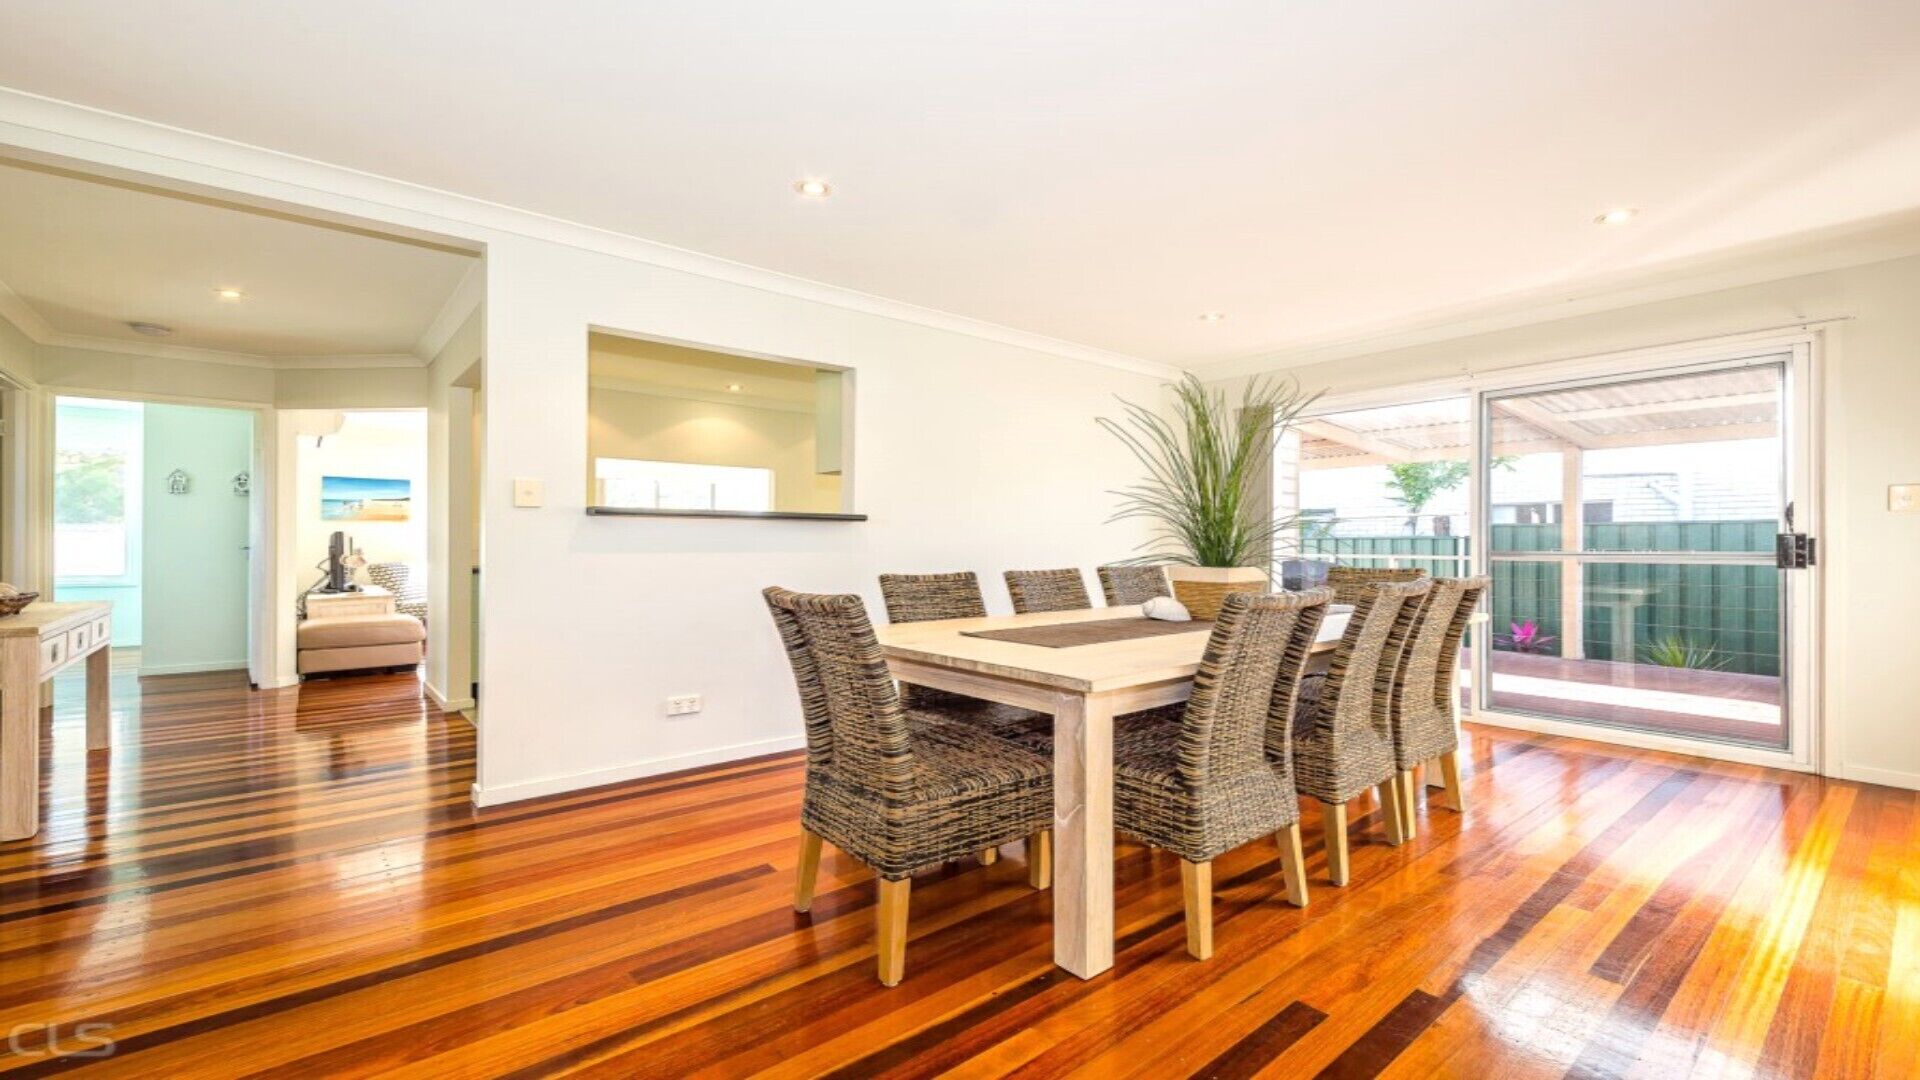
<box><xmin>961</xmin><ymin>616</ymin><xmax>1211</xmax><ymax>649</ymax></box>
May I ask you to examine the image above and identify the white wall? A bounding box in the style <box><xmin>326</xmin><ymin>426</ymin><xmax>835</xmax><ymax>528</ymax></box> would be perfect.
<box><xmin>294</xmin><ymin>411</ymin><xmax>427</xmax><ymax>588</ymax></box>
<box><xmin>425</xmin><ymin>306</ymin><xmax>481</xmax><ymax>711</ymax></box>
<box><xmin>1215</xmin><ymin>253</ymin><xmax>1920</xmax><ymax>792</ymax></box>
<box><xmin>475</xmin><ymin>235</ymin><xmax>1160</xmax><ymax>802</ymax></box>
<box><xmin>0</xmin><ymin>96</ymin><xmax>1170</xmax><ymax>803</ymax></box>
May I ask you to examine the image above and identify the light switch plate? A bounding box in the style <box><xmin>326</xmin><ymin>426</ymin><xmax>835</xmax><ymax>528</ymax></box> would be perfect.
<box><xmin>512</xmin><ymin>478</ymin><xmax>544</xmax><ymax>508</ymax></box>
<box><xmin>1891</xmin><ymin>484</ymin><xmax>1920</xmax><ymax>514</ymax></box>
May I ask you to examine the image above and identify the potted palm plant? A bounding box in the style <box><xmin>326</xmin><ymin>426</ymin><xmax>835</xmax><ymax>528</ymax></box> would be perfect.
<box><xmin>1099</xmin><ymin>373</ymin><xmax>1319</xmax><ymax>619</ymax></box>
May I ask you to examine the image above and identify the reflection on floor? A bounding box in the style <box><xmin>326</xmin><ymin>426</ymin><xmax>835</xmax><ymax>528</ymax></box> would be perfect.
<box><xmin>2</xmin><ymin>659</ymin><xmax>1907</xmax><ymax>1074</ymax></box>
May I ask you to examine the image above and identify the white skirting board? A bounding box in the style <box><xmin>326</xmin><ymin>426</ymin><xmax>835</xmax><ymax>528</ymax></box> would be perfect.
<box><xmin>469</xmin><ymin>735</ymin><xmax>806</xmax><ymax>807</ymax></box>
<box><xmin>423</xmin><ymin>680</ymin><xmax>476</xmax><ymax>713</ymax></box>
<box><xmin>1831</xmin><ymin>763</ymin><xmax>1920</xmax><ymax>792</ymax></box>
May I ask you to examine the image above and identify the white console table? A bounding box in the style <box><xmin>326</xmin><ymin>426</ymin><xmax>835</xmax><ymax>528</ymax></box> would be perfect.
<box><xmin>2</xmin><ymin>601</ymin><xmax>112</xmax><ymax>840</ymax></box>
<box><xmin>305</xmin><ymin>585</ymin><xmax>395</xmax><ymax>620</ymax></box>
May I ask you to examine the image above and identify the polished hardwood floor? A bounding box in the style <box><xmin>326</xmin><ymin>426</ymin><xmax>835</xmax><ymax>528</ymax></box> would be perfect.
<box><xmin>1</xmin><ymin>658</ymin><xmax>1914</xmax><ymax>1077</ymax></box>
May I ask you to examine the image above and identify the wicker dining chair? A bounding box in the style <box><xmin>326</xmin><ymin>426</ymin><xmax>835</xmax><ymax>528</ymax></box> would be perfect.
<box><xmin>1110</xmin><ymin>589</ymin><xmax>1330</xmax><ymax>959</ymax></box>
<box><xmin>765</xmin><ymin>587</ymin><xmax>1054</xmax><ymax>986</ymax></box>
<box><xmin>1004</xmin><ymin>568</ymin><xmax>1093</xmax><ymax>614</ymax></box>
<box><xmin>878</xmin><ymin>571</ymin><xmax>1054</xmax><ymax>863</ymax></box>
<box><xmin>1387</xmin><ymin>576</ymin><xmax>1489</xmax><ymax>838</ymax></box>
<box><xmin>1098</xmin><ymin>564</ymin><xmax>1173</xmax><ymax>607</ymax></box>
<box><xmin>1324</xmin><ymin>565</ymin><xmax>1428</xmax><ymax>606</ymax></box>
<box><xmin>1284</xmin><ymin>577</ymin><xmax>1431</xmax><ymax>885</ymax></box>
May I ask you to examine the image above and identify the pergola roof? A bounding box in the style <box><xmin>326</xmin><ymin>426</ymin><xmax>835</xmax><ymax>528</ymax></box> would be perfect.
<box><xmin>1299</xmin><ymin>367</ymin><xmax>1779</xmax><ymax>469</ymax></box>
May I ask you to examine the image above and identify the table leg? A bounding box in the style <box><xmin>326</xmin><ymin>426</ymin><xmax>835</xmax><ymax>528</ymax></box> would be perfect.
<box><xmin>2</xmin><ymin>640</ymin><xmax>40</xmax><ymax>841</ymax></box>
<box><xmin>1053</xmin><ymin>692</ymin><xmax>1114</xmax><ymax>979</ymax></box>
<box><xmin>86</xmin><ymin>644</ymin><xmax>111</xmax><ymax>751</ymax></box>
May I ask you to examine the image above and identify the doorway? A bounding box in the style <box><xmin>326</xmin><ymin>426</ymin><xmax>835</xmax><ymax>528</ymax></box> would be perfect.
<box><xmin>53</xmin><ymin>397</ymin><xmax>254</xmax><ymax>677</ymax></box>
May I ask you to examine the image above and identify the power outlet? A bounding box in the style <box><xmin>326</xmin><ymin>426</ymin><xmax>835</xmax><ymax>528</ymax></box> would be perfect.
<box><xmin>1891</xmin><ymin>484</ymin><xmax>1920</xmax><ymax>514</ymax></box>
<box><xmin>665</xmin><ymin>694</ymin><xmax>703</xmax><ymax>717</ymax></box>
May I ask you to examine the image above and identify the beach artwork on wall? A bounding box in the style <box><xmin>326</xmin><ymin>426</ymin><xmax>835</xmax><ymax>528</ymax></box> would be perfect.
<box><xmin>321</xmin><ymin>475</ymin><xmax>412</xmax><ymax>522</ymax></box>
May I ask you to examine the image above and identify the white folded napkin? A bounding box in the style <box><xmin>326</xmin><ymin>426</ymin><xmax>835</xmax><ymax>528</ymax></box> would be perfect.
<box><xmin>1142</xmin><ymin>596</ymin><xmax>1192</xmax><ymax>622</ymax></box>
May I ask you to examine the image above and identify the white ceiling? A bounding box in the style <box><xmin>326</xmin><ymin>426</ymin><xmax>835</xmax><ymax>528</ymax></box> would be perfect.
<box><xmin>0</xmin><ymin>161</ymin><xmax>476</xmax><ymax>362</ymax></box>
<box><xmin>2</xmin><ymin>2</ymin><xmax>1917</xmax><ymax>367</ymax></box>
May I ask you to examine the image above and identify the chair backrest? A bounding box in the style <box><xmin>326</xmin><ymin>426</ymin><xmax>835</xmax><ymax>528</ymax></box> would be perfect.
<box><xmin>1281</xmin><ymin>577</ymin><xmax>1432</xmax><ymax>756</ymax></box>
<box><xmin>1393</xmin><ymin>575</ymin><xmax>1490</xmax><ymax>720</ymax></box>
<box><xmin>1004</xmin><ymin>568</ymin><xmax>1093</xmax><ymax>614</ymax></box>
<box><xmin>1098</xmin><ymin>564</ymin><xmax>1172</xmax><ymax>607</ymax></box>
<box><xmin>1177</xmin><ymin>589</ymin><xmax>1330</xmax><ymax>789</ymax></box>
<box><xmin>1325</xmin><ymin>565</ymin><xmax>1428</xmax><ymax>606</ymax></box>
<box><xmin>763</xmin><ymin>587</ymin><xmax>915</xmax><ymax>803</ymax></box>
<box><xmin>878</xmin><ymin>572</ymin><xmax>987</xmax><ymax>623</ymax></box>
<box><xmin>367</xmin><ymin>562</ymin><xmax>422</xmax><ymax>600</ymax></box>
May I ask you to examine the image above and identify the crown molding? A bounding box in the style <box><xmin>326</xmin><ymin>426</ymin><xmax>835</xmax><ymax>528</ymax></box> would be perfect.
<box><xmin>1190</xmin><ymin>209</ymin><xmax>1920</xmax><ymax>380</ymax></box>
<box><xmin>0</xmin><ymin>278</ymin><xmax>55</xmax><ymax>341</ymax></box>
<box><xmin>45</xmin><ymin>331</ymin><xmax>426</xmax><ymax>370</ymax></box>
<box><xmin>0</xmin><ymin>88</ymin><xmax>1179</xmax><ymax>382</ymax></box>
<box><xmin>415</xmin><ymin>260</ymin><xmax>484</xmax><ymax>362</ymax></box>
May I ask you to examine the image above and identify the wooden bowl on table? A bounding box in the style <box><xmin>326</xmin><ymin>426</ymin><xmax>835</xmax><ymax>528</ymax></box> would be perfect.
<box><xmin>0</xmin><ymin>591</ymin><xmax>40</xmax><ymax>618</ymax></box>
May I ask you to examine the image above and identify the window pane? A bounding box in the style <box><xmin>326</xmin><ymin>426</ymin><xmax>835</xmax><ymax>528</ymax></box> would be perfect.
<box><xmin>1487</xmin><ymin>365</ymin><xmax>1782</xmax><ymax>553</ymax></box>
<box><xmin>594</xmin><ymin>458</ymin><xmax>774</xmax><ymax>512</ymax></box>
<box><xmin>54</xmin><ymin>397</ymin><xmax>141</xmax><ymax>582</ymax></box>
<box><xmin>1483</xmin><ymin>558</ymin><xmax>1785</xmax><ymax>749</ymax></box>
<box><xmin>1285</xmin><ymin>397</ymin><xmax>1473</xmax><ymax>575</ymax></box>
<box><xmin>54</xmin><ymin>522</ymin><xmax>128</xmax><ymax>578</ymax></box>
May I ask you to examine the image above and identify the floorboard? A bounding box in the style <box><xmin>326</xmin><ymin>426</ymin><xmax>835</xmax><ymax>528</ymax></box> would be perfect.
<box><xmin>0</xmin><ymin>665</ymin><xmax>1910</xmax><ymax>1077</ymax></box>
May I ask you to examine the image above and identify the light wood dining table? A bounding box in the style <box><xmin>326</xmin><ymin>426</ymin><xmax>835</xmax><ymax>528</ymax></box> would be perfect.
<box><xmin>876</xmin><ymin>603</ymin><xmax>1349</xmax><ymax>980</ymax></box>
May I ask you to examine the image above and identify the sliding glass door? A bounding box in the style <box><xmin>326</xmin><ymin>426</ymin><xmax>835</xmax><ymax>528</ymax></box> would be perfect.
<box><xmin>1478</xmin><ymin>356</ymin><xmax>1807</xmax><ymax>753</ymax></box>
<box><xmin>1278</xmin><ymin>339</ymin><xmax>1818</xmax><ymax>765</ymax></box>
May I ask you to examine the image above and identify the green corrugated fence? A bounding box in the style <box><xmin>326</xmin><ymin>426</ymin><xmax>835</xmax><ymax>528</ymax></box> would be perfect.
<box><xmin>1300</xmin><ymin>519</ymin><xmax>1780</xmax><ymax>675</ymax></box>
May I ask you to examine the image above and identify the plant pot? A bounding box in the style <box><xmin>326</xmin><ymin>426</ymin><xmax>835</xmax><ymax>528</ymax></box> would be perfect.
<box><xmin>1165</xmin><ymin>566</ymin><xmax>1269</xmax><ymax>622</ymax></box>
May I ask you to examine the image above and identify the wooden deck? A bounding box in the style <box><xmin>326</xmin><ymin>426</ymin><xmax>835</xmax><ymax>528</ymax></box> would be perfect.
<box><xmin>1481</xmin><ymin>651</ymin><xmax>1786</xmax><ymax>746</ymax></box>
<box><xmin>0</xmin><ymin>661</ymin><xmax>1913</xmax><ymax>1076</ymax></box>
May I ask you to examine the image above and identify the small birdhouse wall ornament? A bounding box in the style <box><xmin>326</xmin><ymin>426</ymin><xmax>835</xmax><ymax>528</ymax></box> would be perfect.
<box><xmin>166</xmin><ymin>469</ymin><xmax>190</xmax><ymax>495</ymax></box>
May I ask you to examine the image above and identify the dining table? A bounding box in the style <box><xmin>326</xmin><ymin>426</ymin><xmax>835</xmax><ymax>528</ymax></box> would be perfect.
<box><xmin>875</xmin><ymin>602</ymin><xmax>1351</xmax><ymax>980</ymax></box>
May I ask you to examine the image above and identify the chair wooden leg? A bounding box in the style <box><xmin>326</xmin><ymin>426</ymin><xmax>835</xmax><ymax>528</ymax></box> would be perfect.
<box><xmin>1399</xmin><ymin>769</ymin><xmax>1420</xmax><ymax>841</ymax></box>
<box><xmin>1439</xmin><ymin>750</ymin><xmax>1466</xmax><ymax>813</ymax></box>
<box><xmin>794</xmin><ymin>829</ymin><xmax>823</xmax><ymax>912</ymax></box>
<box><xmin>1028</xmin><ymin>830</ymin><xmax>1052</xmax><ymax>890</ymax></box>
<box><xmin>1424</xmin><ymin>760</ymin><xmax>1445</xmax><ymax>789</ymax></box>
<box><xmin>979</xmin><ymin>847</ymin><xmax>1000</xmax><ymax>866</ymax></box>
<box><xmin>1321</xmin><ymin>800</ymin><xmax>1350</xmax><ymax>886</ymax></box>
<box><xmin>876</xmin><ymin>878</ymin><xmax>911</xmax><ymax>986</ymax></box>
<box><xmin>1180</xmin><ymin>860</ymin><xmax>1213</xmax><ymax>960</ymax></box>
<box><xmin>1276</xmin><ymin>823</ymin><xmax>1309</xmax><ymax>908</ymax></box>
<box><xmin>1377</xmin><ymin>780</ymin><xmax>1405</xmax><ymax>846</ymax></box>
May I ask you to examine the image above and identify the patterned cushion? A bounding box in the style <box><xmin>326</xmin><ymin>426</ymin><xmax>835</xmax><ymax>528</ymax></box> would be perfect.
<box><xmin>367</xmin><ymin>563</ymin><xmax>428</xmax><ymax>621</ymax></box>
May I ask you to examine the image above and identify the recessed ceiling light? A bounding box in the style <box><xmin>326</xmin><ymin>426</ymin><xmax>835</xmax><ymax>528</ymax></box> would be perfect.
<box><xmin>1198</xmin><ymin>312</ymin><xmax>1227</xmax><ymax>323</ymax></box>
<box><xmin>726</xmin><ymin>383</ymin><xmax>743</xmax><ymax>392</ymax></box>
<box><xmin>1593</xmin><ymin>208</ymin><xmax>1638</xmax><ymax>226</ymax></box>
<box><xmin>792</xmin><ymin>179</ymin><xmax>832</xmax><ymax>198</ymax></box>
<box><xmin>214</xmin><ymin>287</ymin><xmax>246</xmax><ymax>301</ymax></box>
<box><xmin>127</xmin><ymin>321</ymin><xmax>173</xmax><ymax>336</ymax></box>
